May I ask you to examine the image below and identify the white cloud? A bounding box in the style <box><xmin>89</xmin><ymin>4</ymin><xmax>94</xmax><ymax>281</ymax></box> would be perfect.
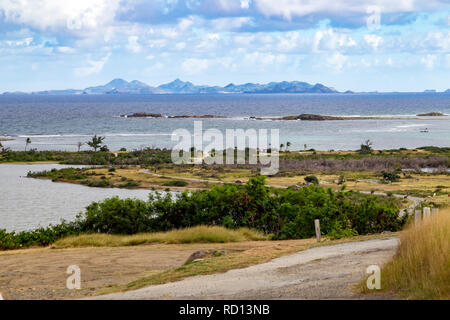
<box><xmin>57</xmin><ymin>46</ymin><xmax>76</xmax><ymax>54</ymax></box>
<box><xmin>421</xmin><ymin>54</ymin><xmax>437</xmax><ymax>69</ymax></box>
<box><xmin>178</xmin><ymin>17</ymin><xmax>194</xmax><ymax>31</ymax></box>
<box><xmin>313</xmin><ymin>29</ymin><xmax>356</xmax><ymax>53</ymax></box>
<box><xmin>182</xmin><ymin>58</ymin><xmax>209</xmax><ymax>74</ymax></box>
<box><xmin>127</xmin><ymin>36</ymin><xmax>141</xmax><ymax>53</ymax></box>
<box><xmin>74</xmin><ymin>53</ymin><xmax>110</xmax><ymax>76</ymax></box>
<box><xmin>326</xmin><ymin>52</ymin><xmax>348</xmax><ymax>71</ymax></box>
<box><xmin>241</xmin><ymin>0</ymin><xmax>252</xmax><ymax>9</ymax></box>
<box><xmin>364</xmin><ymin>34</ymin><xmax>383</xmax><ymax>49</ymax></box>
<box><xmin>175</xmin><ymin>42</ymin><xmax>186</xmax><ymax>50</ymax></box>
<box><xmin>5</xmin><ymin>37</ymin><xmax>33</xmax><ymax>46</ymax></box>
<box><xmin>244</xmin><ymin>51</ymin><xmax>287</xmax><ymax>66</ymax></box>
<box><xmin>211</xmin><ymin>17</ymin><xmax>252</xmax><ymax>30</ymax></box>
<box><xmin>0</xmin><ymin>0</ymin><xmax>120</xmax><ymax>32</ymax></box>
<box><xmin>253</xmin><ymin>0</ymin><xmax>442</xmax><ymax>20</ymax></box>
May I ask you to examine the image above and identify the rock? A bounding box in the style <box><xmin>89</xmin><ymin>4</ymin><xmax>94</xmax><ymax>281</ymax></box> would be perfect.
<box><xmin>280</xmin><ymin>115</ymin><xmax>301</xmax><ymax>120</ymax></box>
<box><xmin>298</xmin><ymin>114</ymin><xmax>344</xmax><ymax>121</ymax></box>
<box><xmin>121</xmin><ymin>112</ymin><xmax>163</xmax><ymax>118</ymax></box>
<box><xmin>185</xmin><ymin>250</ymin><xmax>226</xmax><ymax>263</ymax></box>
<box><xmin>416</xmin><ymin>112</ymin><xmax>446</xmax><ymax>116</ymax></box>
<box><xmin>168</xmin><ymin>115</ymin><xmax>226</xmax><ymax>119</ymax></box>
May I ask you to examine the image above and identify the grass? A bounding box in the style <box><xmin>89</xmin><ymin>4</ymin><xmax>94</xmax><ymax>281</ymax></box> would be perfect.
<box><xmin>363</xmin><ymin>209</ymin><xmax>450</xmax><ymax>299</ymax></box>
<box><xmin>52</xmin><ymin>226</ymin><xmax>268</xmax><ymax>248</ymax></box>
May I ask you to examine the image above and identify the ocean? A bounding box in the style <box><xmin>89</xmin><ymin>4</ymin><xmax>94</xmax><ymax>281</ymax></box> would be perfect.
<box><xmin>1</xmin><ymin>93</ymin><xmax>449</xmax><ymax>151</ymax></box>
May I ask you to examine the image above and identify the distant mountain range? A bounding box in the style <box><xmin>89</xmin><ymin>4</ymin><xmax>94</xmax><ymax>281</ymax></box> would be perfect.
<box><xmin>3</xmin><ymin>79</ymin><xmax>450</xmax><ymax>95</ymax></box>
<box><xmin>3</xmin><ymin>78</ymin><xmax>341</xmax><ymax>95</ymax></box>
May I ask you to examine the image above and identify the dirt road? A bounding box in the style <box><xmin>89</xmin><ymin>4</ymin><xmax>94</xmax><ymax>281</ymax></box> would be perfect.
<box><xmin>96</xmin><ymin>237</ymin><xmax>399</xmax><ymax>300</ymax></box>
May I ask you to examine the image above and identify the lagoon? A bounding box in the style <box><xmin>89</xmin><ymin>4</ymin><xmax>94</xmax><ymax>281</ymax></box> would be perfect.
<box><xmin>0</xmin><ymin>164</ymin><xmax>160</xmax><ymax>232</ymax></box>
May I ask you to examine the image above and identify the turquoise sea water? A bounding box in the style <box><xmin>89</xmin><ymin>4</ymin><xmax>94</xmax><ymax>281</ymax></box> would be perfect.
<box><xmin>1</xmin><ymin>93</ymin><xmax>449</xmax><ymax>151</ymax></box>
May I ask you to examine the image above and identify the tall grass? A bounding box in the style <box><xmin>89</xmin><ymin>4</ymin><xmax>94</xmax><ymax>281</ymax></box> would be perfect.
<box><xmin>52</xmin><ymin>226</ymin><xmax>267</xmax><ymax>248</ymax></box>
<box><xmin>380</xmin><ymin>209</ymin><xmax>449</xmax><ymax>299</ymax></box>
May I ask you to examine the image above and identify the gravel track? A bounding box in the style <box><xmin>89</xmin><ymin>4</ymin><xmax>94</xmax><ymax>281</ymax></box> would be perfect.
<box><xmin>96</xmin><ymin>237</ymin><xmax>399</xmax><ymax>300</ymax></box>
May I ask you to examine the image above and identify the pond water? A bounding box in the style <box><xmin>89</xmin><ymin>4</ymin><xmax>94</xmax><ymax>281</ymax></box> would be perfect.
<box><xmin>0</xmin><ymin>164</ymin><xmax>166</xmax><ymax>232</ymax></box>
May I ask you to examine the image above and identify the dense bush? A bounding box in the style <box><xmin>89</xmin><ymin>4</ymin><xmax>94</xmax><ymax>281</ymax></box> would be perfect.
<box><xmin>162</xmin><ymin>180</ymin><xmax>189</xmax><ymax>187</ymax></box>
<box><xmin>0</xmin><ymin>148</ymin><xmax>173</xmax><ymax>166</ymax></box>
<box><xmin>304</xmin><ymin>175</ymin><xmax>319</xmax><ymax>185</ymax></box>
<box><xmin>0</xmin><ymin>177</ymin><xmax>406</xmax><ymax>250</ymax></box>
<box><xmin>381</xmin><ymin>169</ymin><xmax>401</xmax><ymax>182</ymax></box>
<box><xmin>0</xmin><ymin>221</ymin><xmax>80</xmax><ymax>250</ymax></box>
<box><xmin>79</xmin><ymin>176</ymin><xmax>406</xmax><ymax>238</ymax></box>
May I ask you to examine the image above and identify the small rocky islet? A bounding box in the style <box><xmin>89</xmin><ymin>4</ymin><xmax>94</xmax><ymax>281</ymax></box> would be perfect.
<box><xmin>121</xmin><ymin>112</ymin><xmax>448</xmax><ymax>121</ymax></box>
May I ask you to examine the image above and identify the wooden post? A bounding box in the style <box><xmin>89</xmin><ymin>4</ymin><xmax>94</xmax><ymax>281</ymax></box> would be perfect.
<box><xmin>314</xmin><ymin>219</ymin><xmax>321</xmax><ymax>242</ymax></box>
<box><xmin>415</xmin><ymin>210</ymin><xmax>421</xmax><ymax>225</ymax></box>
<box><xmin>432</xmin><ymin>208</ymin><xmax>439</xmax><ymax>216</ymax></box>
<box><xmin>423</xmin><ymin>207</ymin><xmax>431</xmax><ymax>219</ymax></box>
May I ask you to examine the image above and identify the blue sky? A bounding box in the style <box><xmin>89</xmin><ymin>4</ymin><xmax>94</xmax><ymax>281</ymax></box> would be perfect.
<box><xmin>0</xmin><ymin>0</ymin><xmax>449</xmax><ymax>92</ymax></box>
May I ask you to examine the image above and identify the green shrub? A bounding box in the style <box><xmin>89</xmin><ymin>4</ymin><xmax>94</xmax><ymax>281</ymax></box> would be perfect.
<box><xmin>119</xmin><ymin>180</ymin><xmax>141</xmax><ymax>188</ymax></box>
<box><xmin>382</xmin><ymin>170</ymin><xmax>401</xmax><ymax>182</ymax></box>
<box><xmin>304</xmin><ymin>175</ymin><xmax>319</xmax><ymax>185</ymax></box>
<box><xmin>162</xmin><ymin>180</ymin><xmax>189</xmax><ymax>187</ymax></box>
<box><xmin>78</xmin><ymin>197</ymin><xmax>152</xmax><ymax>234</ymax></box>
<box><xmin>82</xmin><ymin>179</ymin><xmax>111</xmax><ymax>188</ymax></box>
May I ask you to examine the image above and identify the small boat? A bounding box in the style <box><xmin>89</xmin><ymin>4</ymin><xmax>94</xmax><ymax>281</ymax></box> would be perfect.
<box><xmin>420</xmin><ymin>128</ymin><xmax>429</xmax><ymax>133</ymax></box>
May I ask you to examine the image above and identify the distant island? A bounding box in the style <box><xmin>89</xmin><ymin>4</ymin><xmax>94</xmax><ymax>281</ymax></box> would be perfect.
<box><xmin>4</xmin><ymin>79</ymin><xmax>450</xmax><ymax>95</ymax></box>
<box><xmin>3</xmin><ymin>78</ymin><xmax>341</xmax><ymax>95</ymax></box>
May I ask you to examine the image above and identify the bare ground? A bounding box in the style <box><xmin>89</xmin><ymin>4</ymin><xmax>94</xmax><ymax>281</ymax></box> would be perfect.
<box><xmin>94</xmin><ymin>237</ymin><xmax>400</xmax><ymax>300</ymax></box>
<box><xmin>0</xmin><ymin>240</ymin><xmax>313</xmax><ymax>300</ymax></box>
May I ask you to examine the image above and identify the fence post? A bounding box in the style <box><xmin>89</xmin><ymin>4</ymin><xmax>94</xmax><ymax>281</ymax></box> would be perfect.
<box><xmin>432</xmin><ymin>208</ymin><xmax>439</xmax><ymax>216</ymax></box>
<box><xmin>414</xmin><ymin>210</ymin><xmax>422</xmax><ymax>225</ymax></box>
<box><xmin>423</xmin><ymin>207</ymin><xmax>431</xmax><ymax>219</ymax></box>
<box><xmin>314</xmin><ymin>219</ymin><xmax>321</xmax><ymax>242</ymax></box>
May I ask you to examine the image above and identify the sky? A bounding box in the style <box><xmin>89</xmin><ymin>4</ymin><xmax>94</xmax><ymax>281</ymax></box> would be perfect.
<box><xmin>0</xmin><ymin>0</ymin><xmax>449</xmax><ymax>92</ymax></box>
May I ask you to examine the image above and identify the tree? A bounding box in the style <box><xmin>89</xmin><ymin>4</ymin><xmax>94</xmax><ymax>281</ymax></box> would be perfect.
<box><xmin>87</xmin><ymin>135</ymin><xmax>105</xmax><ymax>152</ymax></box>
<box><xmin>25</xmin><ymin>137</ymin><xmax>31</xmax><ymax>151</ymax></box>
<box><xmin>382</xmin><ymin>169</ymin><xmax>401</xmax><ymax>183</ymax></box>
<box><xmin>280</xmin><ymin>143</ymin><xmax>284</xmax><ymax>151</ymax></box>
<box><xmin>359</xmin><ymin>139</ymin><xmax>373</xmax><ymax>154</ymax></box>
<box><xmin>286</xmin><ymin>141</ymin><xmax>291</xmax><ymax>151</ymax></box>
<box><xmin>304</xmin><ymin>175</ymin><xmax>319</xmax><ymax>185</ymax></box>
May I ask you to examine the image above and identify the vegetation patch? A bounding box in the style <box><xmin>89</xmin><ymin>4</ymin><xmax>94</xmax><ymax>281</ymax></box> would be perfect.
<box><xmin>162</xmin><ymin>180</ymin><xmax>189</xmax><ymax>187</ymax></box>
<box><xmin>0</xmin><ymin>177</ymin><xmax>405</xmax><ymax>250</ymax></box>
<box><xmin>362</xmin><ymin>209</ymin><xmax>450</xmax><ymax>299</ymax></box>
<box><xmin>52</xmin><ymin>226</ymin><xmax>267</xmax><ymax>248</ymax></box>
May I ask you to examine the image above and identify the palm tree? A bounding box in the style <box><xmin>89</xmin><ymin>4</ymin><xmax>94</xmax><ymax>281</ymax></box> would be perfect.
<box><xmin>286</xmin><ymin>141</ymin><xmax>291</xmax><ymax>151</ymax></box>
<box><xmin>280</xmin><ymin>143</ymin><xmax>284</xmax><ymax>152</ymax></box>
<box><xmin>25</xmin><ymin>137</ymin><xmax>31</xmax><ymax>151</ymax></box>
<box><xmin>87</xmin><ymin>135</ymin><xmax>105</xmax><ymax>152</ymax></box>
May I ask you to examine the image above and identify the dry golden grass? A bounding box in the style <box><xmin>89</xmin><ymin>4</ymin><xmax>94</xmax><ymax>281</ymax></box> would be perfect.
<box><xmin>376</xmin><ymin>209</ymin><xmax>450</xmax><ymax>299</ymax></box>
<box><xmin>52</xmin><ymin>226</ymin><xmax>267</xmax><ymax>248</ymax></box>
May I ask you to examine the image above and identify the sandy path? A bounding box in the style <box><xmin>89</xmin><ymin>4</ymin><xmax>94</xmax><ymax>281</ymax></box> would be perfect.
<box><xmin>96</xmin><ymin>237</ymin><xmax>399</xmax><ymax>300</ymax></box>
